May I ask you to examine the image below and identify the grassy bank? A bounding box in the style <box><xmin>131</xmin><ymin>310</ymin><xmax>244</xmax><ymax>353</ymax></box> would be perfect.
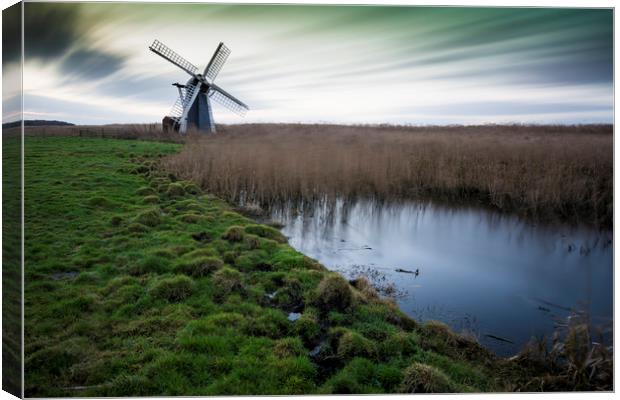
<box><xmin>165</xmin><ymin>124</ymin><xmax>612</xmax><ymax>227</ymax></box>
<box><xmin>3</xmin><ymin>136</ymin><xmax>23</xmax><ymax>395</ymax></box>
<box><xmin>22</xmin><ymin>136</ymin><xmax>611</xmax><ymax>396</ymax></box>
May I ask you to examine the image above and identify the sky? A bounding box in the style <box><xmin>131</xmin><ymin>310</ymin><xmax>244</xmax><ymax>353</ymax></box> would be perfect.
<box><xmin>2</xmin><ymin>2</ymin><xmax>614</xmax><ymax>125</ymax></box>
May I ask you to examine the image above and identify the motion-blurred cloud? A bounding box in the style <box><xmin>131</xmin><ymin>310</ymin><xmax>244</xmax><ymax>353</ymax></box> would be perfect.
<box><xmin>3</xmin><ymin>3</ymin><xmax>612</xmax><ymax>125</ymax></box>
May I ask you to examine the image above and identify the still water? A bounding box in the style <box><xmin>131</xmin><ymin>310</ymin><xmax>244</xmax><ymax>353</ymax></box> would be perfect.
<box><xmin>271</xmin><ymin>200</ymin><xmax>613</xmax><ymax>356</ymax></box>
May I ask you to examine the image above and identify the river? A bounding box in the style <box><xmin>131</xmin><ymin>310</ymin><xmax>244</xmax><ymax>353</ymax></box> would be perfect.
<box><xmin>270</xmin><ymin>199</ymin><xmax>613</xmax><ymax>356</ymax></box>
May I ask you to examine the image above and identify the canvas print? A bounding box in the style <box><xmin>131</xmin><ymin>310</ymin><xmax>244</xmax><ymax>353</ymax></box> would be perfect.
<box><xmin>1</xmin><ymin>1</ymin><xmax>614</xmax><ymax>396</ymax></box>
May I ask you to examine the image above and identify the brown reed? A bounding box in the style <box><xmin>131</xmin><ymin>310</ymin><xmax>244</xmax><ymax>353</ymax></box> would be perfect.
<box><xmin>164</xmin><ymin>123</ymin><xmax>612</xmax><ymax>227</ymax></box>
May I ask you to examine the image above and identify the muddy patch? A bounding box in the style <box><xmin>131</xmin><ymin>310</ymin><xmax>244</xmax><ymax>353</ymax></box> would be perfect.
<box><xmin>333</xmin><ymin>264</ymin><xmax>408</xmax><ymax>299</ymax></box>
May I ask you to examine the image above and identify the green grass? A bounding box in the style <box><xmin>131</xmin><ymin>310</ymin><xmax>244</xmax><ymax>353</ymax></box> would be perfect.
<box><xmin>3</xmin><ymin>136</ymin><xmax>22</xmax><ymax>396</ymax></box>
<box><xmin>21</xmin><ymin>136</ymin><xmax>595</xmax><ymax>396</ymax></box>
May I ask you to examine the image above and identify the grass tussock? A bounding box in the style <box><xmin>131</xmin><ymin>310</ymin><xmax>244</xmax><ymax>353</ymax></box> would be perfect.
<box><xmin>221</xmin><ymin>225</ymin><xmax>244</xmax><ymax>242</ymax></box>
<box><xmin>244</xmin><ymin>224</ymin><xmax>288</xmax><ymax>243</ymax></box>
<box><xmin>166</xmin><ymin>182</ymin><xmax>185</xmax><ymax>197</ymax></box>
<box><xmin>313</xmin><ymin>274</ymin><xmax>355</xmax><ymax>313</ymax></box>
<box><xmin>136</xmin><ymin>186</ymin><xmax>156</xmax><ymax>196</ymax></box>
<box><xmin>87</xmin><ymin>196</ymin><xmax>115</xmax><ymax>208</ymax></box>
<box><xmin>165</xmin><ymin>124</ymin><xmax>612</xmax><ymax>226</ymax></box>
<box><xmin>335</xmin><ymin>329</ymin><xmax>378</xmax><ymax>360</ymax></box>
<box><xmin>211</xmin><ymin>267</ymin><xmax>244</xmax><ymax>300</ymax></box>
<box><xmin>400</xmin><ymin>363</ymin><xmax>456</xmax><ymax>393</ymax></box>
<box><xmin>149</xmin><ymin>275</ymin><xmax>195</xmax><ymax>302</ymax></box>
<box><xmin>134</xmin><ymin>208</ymin><xmax>161</xmax><ymax>227</ymax></box>
<box><xmin>174</xmin><ymin>256</ymin><xmax>223</xmax><ymax>277</ymax></box>
<box><xmin>142</xmin><ymin>195</ymin><xmax>160</xmax><ymax>204</ymax></box>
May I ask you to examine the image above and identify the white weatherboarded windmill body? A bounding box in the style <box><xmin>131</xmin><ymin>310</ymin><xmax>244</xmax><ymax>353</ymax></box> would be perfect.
<box><xmin>149</xmin><ymin>40</ymin><xmax>249</xmax><ymax>134</ymax></box>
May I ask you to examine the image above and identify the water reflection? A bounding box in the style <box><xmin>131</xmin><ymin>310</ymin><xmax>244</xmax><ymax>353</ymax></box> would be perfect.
<box><xmin>271</xmin><ymin>199</ymin><xmax>613</xmax><ymax>356</ymax></box>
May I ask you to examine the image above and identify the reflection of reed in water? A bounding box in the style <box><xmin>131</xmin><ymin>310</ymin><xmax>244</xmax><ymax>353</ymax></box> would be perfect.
<box><xmin>269</xmin><ymin>196</ymin><xmax>612</xmax><ymax>261</ymax></box>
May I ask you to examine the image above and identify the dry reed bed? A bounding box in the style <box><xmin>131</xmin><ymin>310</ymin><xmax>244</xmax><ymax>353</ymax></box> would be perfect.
<box><xmin>165</xmin><ymin>124</ymin><xmax>612</xmax><ymax>227</ymax></box>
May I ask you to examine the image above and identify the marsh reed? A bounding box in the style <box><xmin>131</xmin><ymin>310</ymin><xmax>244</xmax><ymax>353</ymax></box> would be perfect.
<box><xmin>165</xmin><ymin>123</ymin><xmax>612</xmax><ymax>227</ymax></box>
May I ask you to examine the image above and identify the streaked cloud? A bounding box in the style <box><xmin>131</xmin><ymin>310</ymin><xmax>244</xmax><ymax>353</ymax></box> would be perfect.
<box><xmin>8</xmin><ymin>3</ymin><xmax>613</xmax><ymax>125</ymax></box>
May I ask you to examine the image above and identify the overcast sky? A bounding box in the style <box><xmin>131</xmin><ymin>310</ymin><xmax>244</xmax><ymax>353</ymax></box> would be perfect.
<box><xmin>2</xmin><ymin>3</ymin><xmax>614</xmax><ymax>125</ymax></box>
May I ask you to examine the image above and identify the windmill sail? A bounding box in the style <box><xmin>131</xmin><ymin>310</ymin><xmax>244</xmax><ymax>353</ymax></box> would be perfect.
<box><xmin>209</xmin><ymin>84</ymin><xmax>249</xmax><ymax>116</ymax></box>
<box><xmin>169</xmin><ymin>82</ymin><xmax>199</xmax><ymax>120</ymax></box>
<box><xmin>149</xmin><ymin>40</ymin><xmax>199</xmax><ymax>77</ymax></box>
<box><xmin>204</xmin><ymin>42</ymin><xmax>231</xmax><ymax>81</ymax></box>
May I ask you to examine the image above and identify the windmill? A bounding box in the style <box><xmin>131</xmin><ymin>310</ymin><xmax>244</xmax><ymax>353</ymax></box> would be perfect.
<box><xmin>149</xmin><ymin>39</ymin><xmax>248</xmax><ymax>134</ymax></box>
